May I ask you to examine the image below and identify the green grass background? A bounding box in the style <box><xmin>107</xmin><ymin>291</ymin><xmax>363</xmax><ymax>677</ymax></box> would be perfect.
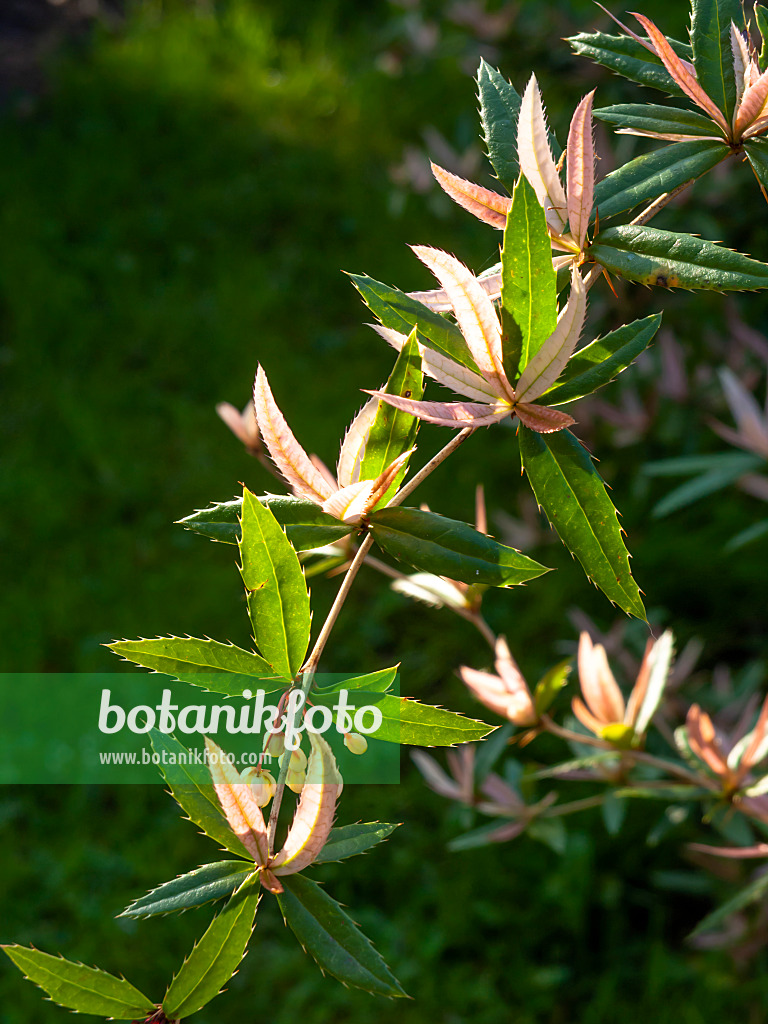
<box><xmin>2</xmin><ymin>1</ymin><xmax>768</xmax><ymax>1020</ymax></box>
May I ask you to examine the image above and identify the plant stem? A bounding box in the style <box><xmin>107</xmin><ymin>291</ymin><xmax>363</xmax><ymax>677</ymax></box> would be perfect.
<box><xmin>267</xmin><ymin>429</ymin><xmax>476</xmax><ymax>851</ymax></box>
<box><xmin>266</xmin><ymin>533</ymin><xmax>375</xmax><ymax>851</ymax></box>
<box><xmin>388</xmin><ymin>427</ymin><xmax>475</xmax><ymax>507</ymax></box>
<box><xmin>542</xmin><ymin>794</ymin><xmax>607</xmax><ymax>817</ymax></box>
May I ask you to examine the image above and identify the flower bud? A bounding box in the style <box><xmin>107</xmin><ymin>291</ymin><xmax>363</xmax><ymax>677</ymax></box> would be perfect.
<box><xmin>281</xmin><ymin>747</ymin><xmax>308</xmax><ymax>773</ymax></box>
<box><xmin>343</xmin><ymin>732</ymin><xmax>368</xmax><ymax>755</ymax></box>
<box><xmin>286</xmin><ymin>767</ymin><xmax>306</xmax><ymax>794</ymax></box>
<box><xmin>263</xmin><ymin>730</ymin><xmax>285</xmax><ymax>758</ymax></box>
<box><xmin>241</xmin><ymin>767</ymin><xmax>276</xmax><ymax>806</ymax></box>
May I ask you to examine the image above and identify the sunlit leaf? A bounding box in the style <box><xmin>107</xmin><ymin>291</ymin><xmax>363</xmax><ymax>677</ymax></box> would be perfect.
<box><xmin>544</xmin><ymin>314</ymin><xmax>662</xmax><ymax>406</ymax></box>
<box><xmin>590</xmin><ymin>225</ymin><xmax>768</xmax><ymax>290</ymax></box>
<box><xmin>568</xmin><ymin>31</ymin><xmax>690</xmax><ymax>96</ymax></box>
<box><xmin>162</xmin><ymin>883</ymin><xmax>260</xmax><ymax>1019</ymax></box>
<box><xmin>313</xmin><ymin>823</ymin><xmax>400</xmax><ymax>864</ymax></box>
<box><xmin>519</xmin><ymin>427</ymin><xmax>645</xmax><ymax>619</ymax></box>
<box><xmin>177</xmin><ymin>495</ymin><xmax>354</xmax><ymax>550</ymax></box>
<box><xmin>107</xmin><ymin>636</ymin><xmax>280</xmax><ymax>696</ymax></box>
<box><xmin>477</xmin><ymin>58</ymin><xmax>522</xmax><ymax>192</ymax></box>
<box><xmin>595</xmin><ymin>104</ymin><xmax>724</xmax><ymax>140</ymax></box>
<box><xmin>239</xmin><ymin>486</ymin><xmax>311</xmax><ymax>680</ymax></box>
<box><xmin>1</xmin><ymin>946</ymin><xmax>155</xmax><ymax>1020</ymax></box>
<box><xmin>690</xmin><ymin>0</ymin><xmax>742</xmax><ymax>121</ymax></box>
<box><xmin>501</xmin><ymin>172</ymin><xmax>557</xmax><ymax>372</ymax></box>
<box><xmin>368</xmin><ymin>506</ymin><xmax>550</xmax><ymax>587</ymax></box>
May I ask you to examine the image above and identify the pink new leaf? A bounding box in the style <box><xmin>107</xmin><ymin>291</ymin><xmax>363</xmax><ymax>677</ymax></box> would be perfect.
<box><xmin>322</xmin><ymin>480</ymin><xmax>377</xmax><ymax>522</ymax></box>
<box><xmin>411</xmin><ymin>246</ymin><xmax>511</xmax><ymax>398</ymax></box>
<box><xmin>336</xmin><ymin>398</ymin><xmax>379</xmax><ymax>488</ymax></box>
<box><xmin>514</xmin><ymin>267</ymin><xmax>587</xmax><ymax>403</ymax></box>
<box><xmin>735</xmin><ymin>66</ymin><xmax>768</xmax><ymax>135</ymax></box>
<box><xmin>566</xmin><ymin>91</ymin><xmax>596</xmax><ymax>250</ymax></box>
<box><xmin>271</xmin><ymin>733</ymin><xmax>343</xmax><ymax>875</ymax></box>
<box><xmin>517</xmin><ymin>75</ymin><xmax>568</xmax><ymax>234</ymax></box>
<box><xmin>253</xmin><ymin>366</ymin><xmax>335</xmax><ymax>504</ymax></box>
<box><xmin>407</xmin><ymin>271</ymin><xmax>503</xmax><ymax>312</ymax></box>
<box><xmin>577</xmin><ymin>633</ymin><xmax>626</xmax><ymax>726</ymax></box>
<box><xmin>631</xmin><ymin>13</ymin><xmax>731</xmax><ymax>133</ymax></box>
<box><xmin>363</xmin><ymin>390</ymin><xmax>510</xmax><ymax>428</ymax></box>
<box><xmin>515</xmin><ymin>403</ymin><xmax>575</xmax><ymax>432</ymax></box>
<box><xmin>431</xmin><ymin>162</ymin><xmax>511</xmax><ymax>229</ymax></box>
<box><xmin>205</xmin><ymin>736</ymin><xmax>269</xmax><ymax>866</ymax></box>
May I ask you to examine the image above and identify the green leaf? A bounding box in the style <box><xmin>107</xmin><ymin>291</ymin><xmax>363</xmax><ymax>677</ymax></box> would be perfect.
<box><xmin>313</xmin><ymin>822</ymin><xmax>400</xmax><ymax>863</ymax></box>
<box><xmin>643</xmin><ymin>451</ymin><xmax>762</xmax><ymax>476</ymax></box>
<box><xmin>120</xmin><ymin>861</ymin><xmax>255</xmax><ymax>918</ymax></box>
<box><xmin>725</xmin><ymin>517</ymin><xmax>768</xmax><ymax>551</ymax></box>
<box><xmin>528</xmin><ymin>817</ymin><xmax>567</xmax><ymax>854</ymax></box>
<box><xmin>501</xmin><ymin>173</ymin><xmax>558</xmax><ymax>372</ymax></box>
<box><xmin>533</xmin><ymin>659</ymin><xmax>572</xmax><ymax>715</ymax></box>
<box><xmin>276</xmin><ymin>874</ymin><xmax>407</xmax><ymax>997</ymax></box>
<box><xmin>568</xmin><ymin>32</ymin><xmax>691</xmax><ymax>96</ymax></box>
<box><xmin>595</xmin><ymin>104</ymin><xmax>725</xmax><ymax>140</ymax></box>
<box><xmin>162</xmin><ymin>883</ymin><xmax>261</xmax><ymax>1019</ymax></box>
<box><xmin>448</xmin><ymin>820</ymin><xmax>524</xmax><ymax>850</ymax></box>
<box><xmin>745</xmin><ymin>138</ymin><xmax>768</xmax><ymax>197</ymax></box>
<box><xmin>590</xmin><ymin>225</ymin><xmax>768</xmax><ymax>291</ymax></box>
<box><xmin>615</xmin><ymin>784</ymin><xmax>710</xmax><ymax>801</ymax></box>
<box><xmin>593</xmin><ymin>140</ymin><xmax>727</xmax><ymax>220</ymax></box>
<box><xmin>544</xmin><ymin>314</ymin><xmax>662</xmax><ymax>406</ymax></box>
<box><xmin>601</xmin><ymin>792</ymin><xmax>627</xmax><ymax>836</ymax></box>
<box><xmin>690</xmin><ymin>0</ymin><xmax>742</xmax><ymax>121</ymax></box>
<box><xmin>689</xmin><ymin>870</ymin><xmax>768</xmax><ymax>938</ymax></box>
<box><xmin>519</xmin><ymin>427</ymin><xmax>645</xmax><ymax>619</ymax></box>
<box><xmin>239</xmin><ymin>486</ymin><xmax>311</xmax><ymax>680</ymax></box>
<box><xmin>477</xmin><ymin>58</ymin><xmax>521</xmax><ymax>192</ymax></box>
<box><xmin>360</xmin><ymin>330</ymin><xmax>423</xmax><ymax>503</ymax></box>
<box><xmin>313</xmin><ymin>691</ymin><xmax>494</xmax><ymax>745</ymax></box>
<box><xmin>368</xmin><ymin>506</ymin><xmax>550</xmax><ymax>588</ymax></box>
<box><xmin>757</xmin><ymin>6</ymin><xmax>768</xmax><ymax>67</ymax></box>
<box><xmin>107</xmin><ymin>636</ymin><xmax>281</xmax><ymax>697</ymax></box>
<box><xmin>150</xmin><ymin>728</ymin><xmax>253</xmax><ymax>859</ymax></box>
<box><xmin>1</xmin><ymin>946</ymin><xmax>155</xmax><ymax>1020</ymax></box>
<box><xmin>648</xmin><ymin>453</ymin><xmax>763</xmax><ymax>517</ymax></box>
<box><xmin>349</xmin><ymin>273</ymin><xmax>479</xmax><ymax>371</ymax></box>
<box><xmin>178</xmin><ymin>495</ymin><xmax>354</xmax><ymax>551</ymax></box>
<box><xmin>313</xmin><ymin>666</ymin><xmax>398</xmax><ymax>695</ymax></box>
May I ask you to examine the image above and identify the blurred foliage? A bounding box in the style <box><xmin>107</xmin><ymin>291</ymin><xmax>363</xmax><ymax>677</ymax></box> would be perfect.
<box><xmin>2</xmin><ymin>0</ymin><xmax>768</xmax><ymax>1020</ymax></box>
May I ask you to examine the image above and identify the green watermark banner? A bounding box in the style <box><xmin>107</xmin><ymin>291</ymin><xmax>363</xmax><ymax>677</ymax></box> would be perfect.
<box><xmin>0</xmin><ymin>674</ymin><xmax>400</xmax><ymax>784</ymax></box>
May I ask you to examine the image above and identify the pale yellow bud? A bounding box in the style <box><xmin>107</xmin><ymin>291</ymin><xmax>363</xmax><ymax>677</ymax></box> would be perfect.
<box><xmin>281</xmin><ymin>747</ymin><xmax>308</xmax><ymax>773</ymax></box>
<box><xmin>343</xmin><ymin>732</ymin><xmax>368</xmax><ymax>755</ymax></box>
<box><xmin>241</xmin><ymin>767</ymin><xmax>276</xmax><ymax>807</ymax></box>
<box><xmin>286</xmin><ymin>767</ymin><xmax>306</xmax><ymax>794</ymax></box>
<box><xmin>263</xmin><ymin>731</ymin><xmax>285</xmax><ymax>757</ymax></box>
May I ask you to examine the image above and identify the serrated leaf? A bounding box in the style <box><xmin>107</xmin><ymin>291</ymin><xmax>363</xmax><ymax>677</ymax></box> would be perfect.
<box><xmin>544</xmin><ymin>314</ymin><xmax>662</xmax><ymax>406</ymax></box>
<box><xmin>150</xmin><ymin>729</ymin><xmax>253</xmax><ymax>858</ymax></box>
<box><xmin>501</xmin><ymin>173</ymin><xmax>558</xmax><ymax>372</ymax></box>
<box><xmin>107</xmin><ymin>636</ymin><xmax>281</xmax><ymax>696</ymax></box>
<box><xmin>368</xmin><ymin>506</ymin><xmax>550</xmax><ymax>588</ymax></box>
<box><xmin>275</xmin><ymin>874</ymin><xmax>406</xmax><ymax>997</ymax></box>
<box><xmin>593</xmin><ymin>140</ymin><xmax>727</xmax><ymax>220</ymax></box>
<box><xmin>120</xmin><ymin>861</ymin><xmax>255</xmax><ymax>918</ymax></box>
<box><xmin>590</xmin><ymin>225</ymin><xmax>768</xmax><ymax>290</ymax></box>
<box><xmin>239</xmin><ymin>486</ymin><xmax>311</xmax><ymax>680</ymax></box>
<box><xmin>689</xmin><ymin>870</ymin><xmax>768</xmax><ymax>938</ymax></box>
<box><xmin>519</xmin><ymin>426</ymin><xmax>645</xmax><ymax>619</ymax></box>
<box><xmin>349</xmin><ymin>273</ymin><xmax>479</xmax><ymax>371</ymax></box>
<box><xmin>1</xmin><ymin>946</ymin><xmax>155</xmax><ymax>1020</ymax></box>
<box><xmin>595</xmin><ymin>104</ymin><xmax>724</xmax><ymax>139</ymax></box>
<box><xmin>568</xmin><ymin>31</ymin><xmax>690</xmax><ymax>96</ymax></box>
<box><xmin>313</xmin><ymin>666</ymin><xmax>398</xmax><ymax>695</ymax></box>
<box><xmin>649</xmin><ymin>453</ymin><xmax>763</xmax><ymax>517</ymax></box>
<box><xmin>313</xmin><ymin>822</ymin><xmax>400</xmax><ymax>863</ymax></box>
<box><xmin>360</xmin><ymin>331</ymin><xmax>423</xmax><ymax>503</ymax></box>
<box><xmin>312</xmin><ymin>691</ymin><xmax>494</xmax><ymax>745</ymax></box>
<box><xmin>690</xmin><ymin>0</ymin><xmax>742</xmax><ymax>121</ymax></box>
<box><xmin>745</xmin><ymin>137</ymin><xmax>768</xmax><ymax>195</ymax></box>
<box><xmin>477</xmin><ymin>58</ymin><xmax>522</xmax><ymax>192</ymax></box>
<box><xmin>178</xmin><ymin>495</ymin><xmax>354</xmax><ymax>551</ymax></box>
<box><xmin>757</xmin><ymin>7</ymin><xmax>768</xmax><ymax>67</ymax></box>
<box><xmin>162</xmin><ymin>883</ymin><xmax>260</xmax><ymax>1019</ymax></box>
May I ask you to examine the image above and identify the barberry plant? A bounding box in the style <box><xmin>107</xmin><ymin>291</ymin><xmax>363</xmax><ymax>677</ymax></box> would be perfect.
<box><xmin>6</xmin><ymin>0</ymin><xmax>768</xmax><ymax>1016</ymax></box>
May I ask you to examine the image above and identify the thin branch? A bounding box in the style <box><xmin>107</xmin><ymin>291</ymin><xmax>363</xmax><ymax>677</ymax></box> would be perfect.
<box><xmin>388</xmin><ymin>427</ymin><xmax>475</xmax><ymax>507</ymax></box>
